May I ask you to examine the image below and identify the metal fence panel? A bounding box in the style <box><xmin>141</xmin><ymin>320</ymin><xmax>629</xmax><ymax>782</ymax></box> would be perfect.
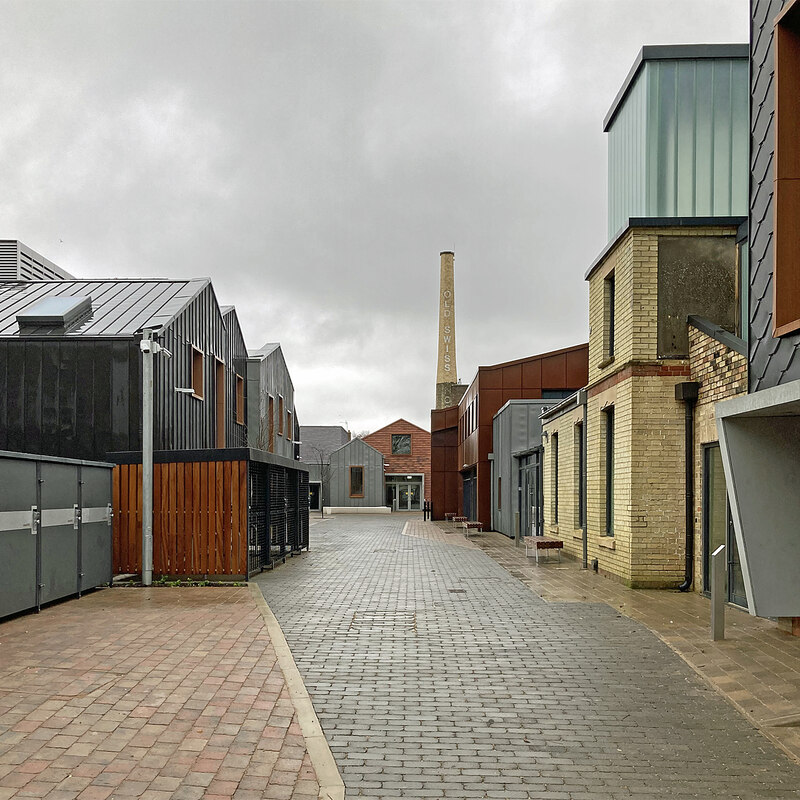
<box><xmin>81</xmin><ymin>465</ymin><xmax>113</xmax><ymax>593</ymax></box>
<box><xmin>0</xmin><ymin>458</ymin><xmax>38</xmax><ymax>616</ymax></box>
<box><xmin>39</xmin><ymin>461</ymin><xmax>80</xmax><ymax>605</ymax></box>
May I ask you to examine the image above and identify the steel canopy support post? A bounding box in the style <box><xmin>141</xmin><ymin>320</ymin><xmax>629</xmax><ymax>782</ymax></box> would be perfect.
<box><xmin>711</xmin><ymin>544</ymin><xmax>726</xmax><ymax>641</ymax></box>
<box><xmin>141</xmin><ymin>329</ymin><xmax>154</xmax><ymax>587</ymax></box>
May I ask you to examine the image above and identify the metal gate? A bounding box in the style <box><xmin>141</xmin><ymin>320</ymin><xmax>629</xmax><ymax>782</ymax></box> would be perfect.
<box><xmin>0</xmin><ymin>451</ymin><xmax>113</xmax><ymax>618</ymax></box>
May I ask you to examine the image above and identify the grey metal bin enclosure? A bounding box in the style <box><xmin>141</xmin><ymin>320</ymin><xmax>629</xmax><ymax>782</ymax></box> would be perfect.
<box><xmin>0</xmin><ymin>451</ymin><xmax>114</xmax><ymax>619</ymax></box>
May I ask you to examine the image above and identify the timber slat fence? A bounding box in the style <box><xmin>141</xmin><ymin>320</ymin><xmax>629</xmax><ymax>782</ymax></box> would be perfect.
<box><xmin>113</xmin><ymin>460</ymin><xmax>248</xmax><ymax>577</ymax></box>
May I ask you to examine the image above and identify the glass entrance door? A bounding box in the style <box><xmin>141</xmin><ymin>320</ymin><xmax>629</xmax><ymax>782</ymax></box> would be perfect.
<box><xmin>386</xmin><ymin>476</ymin><xmax>422</xmax><ymax>511</ymax></box>
<box><xmin>703</xmin><ymin>444</ymin><xmax>747</xmax><ymax>607</ymax></box>
<box><xmin>397</xmin><ymin>483</ymin><xmax>421</xmax><ymax>511</ymax></box>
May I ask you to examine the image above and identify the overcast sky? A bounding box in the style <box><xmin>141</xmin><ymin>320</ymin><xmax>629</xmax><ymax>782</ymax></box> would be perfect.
<box><xmin>1</xmin><ymin>0</ymin><xmax>748</xmax><ymax>433</ymax></box>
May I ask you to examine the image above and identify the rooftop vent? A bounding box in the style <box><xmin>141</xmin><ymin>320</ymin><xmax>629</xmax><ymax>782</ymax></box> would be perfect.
<box><xmin>17</xmin><ymin>295</ymin><xmax>92</xmax><ymax>329</ymax></box>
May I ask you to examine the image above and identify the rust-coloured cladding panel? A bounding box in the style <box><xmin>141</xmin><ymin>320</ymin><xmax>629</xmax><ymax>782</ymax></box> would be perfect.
<box><xmin>567</xmin><ymin>346</ymin><xmax>590</xmax><ymax>387</ymax></box>
<box><xmin>431</xmin><ymin>406</ymin><xmax>458</xmax><ymax>432</ymax></box>
<box><xmin>502</xmin><ymin>363</ymin><xmax>522</xmax><ymax>388</ymax></box>
<box><xmin>460</xmin><ymin>431</ymin><xmax>479</xmax><ymax>472</ymax></box>
<box><xmin>480</xmin><ymin>368</ymin><xmax>502</xmax><ymax>389</ymax></box>
<box><xmin>541</xmin><ymin>354</ymin><xmax>567</xmax><ymax>387</ymax></box>
<box><xmin>522</xmin><ymin>359</ymin><xmax>542</xmax><ymax>389</ymax></box>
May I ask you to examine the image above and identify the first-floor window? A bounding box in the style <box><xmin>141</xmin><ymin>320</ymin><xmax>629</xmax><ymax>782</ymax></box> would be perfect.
<box><xmin>350</xmin><ymin>466</ymin><xmax>364</xmax><ymax>497</ymax></box>
<box><xmin>604</xmin><ymin>407</ymin><xmax>614</xmax><ymax>536</ymax></box>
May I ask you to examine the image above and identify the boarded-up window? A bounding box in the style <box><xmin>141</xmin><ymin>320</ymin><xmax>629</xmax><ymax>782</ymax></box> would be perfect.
<box><xmin>350</xmin><ymin>466</ymin><xmax>364</xmax><ymax>497</ymax></box>
<box><xmin>192</xmin><ymin>347</ymin><xmax>204</xmax><ymax>399</ymax></box>
<box><xmin>774</xmin><ymin>1</ymin><xmax>800</xmax><ymax>335</ymax></box>
<box><xmin>235</xmin><ymin>375</ymin><xmax>244</xmax><ymax>425</ymax></box>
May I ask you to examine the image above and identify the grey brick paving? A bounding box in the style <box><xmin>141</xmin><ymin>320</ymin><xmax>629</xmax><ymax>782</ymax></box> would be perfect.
<box><xmin>256</xmin><ymin>516</ymin><xmax>800</xmax><ymax>798</ymax></box>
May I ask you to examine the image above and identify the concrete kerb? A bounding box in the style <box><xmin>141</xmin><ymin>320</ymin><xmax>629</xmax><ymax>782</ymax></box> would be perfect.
<box><xmin>248</xmin><ymin>582</ymin><xmax>346</xmax><ymax>800</ymax></box>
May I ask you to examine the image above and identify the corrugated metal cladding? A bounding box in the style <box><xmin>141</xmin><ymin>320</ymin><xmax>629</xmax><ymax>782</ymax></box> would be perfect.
<box><xmin>0</xmin><ymin>240</ymin><xmax>74</xmax><ymax>281</ymax></box>
<box><xmin>491</xmin><ymin>401</ymin><xmax>549</xmax><ymax>538</ymax></box>
<box><xmin>749</xmin><ymin>0</ymin><xmax>800</xmax><ymax>390</ymax></box>
<box><xmin>155</xmin><ymin>284</ymin><xmax>248</xmax><ymax>452</ymax></box>
<box><xmin>246</xmin><ymin>344</ymin><xmax>296</xmax><ymax>459</ymax></box>
<box><xmin>328</xmin><ymin>438</ymin><xmax>385</xmax><ymax>507</ymax></box>
<box><xmin>607</xmin><ymin>56</ymin><xmax>749</xmax><ymax>238</ymax></box>
<box><xmin>0</xmin><ymin>279</ymin><xmax>248</xmax><ymax>461</ymax></box>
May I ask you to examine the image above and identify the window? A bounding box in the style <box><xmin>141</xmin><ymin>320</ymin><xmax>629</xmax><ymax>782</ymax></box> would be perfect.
<box><xmin>392</xmin><ymin>433</ymin><xmax>411</xmax><ymax>454</ymax></box>
<box><xmin>552</xmin><ymin>432</ymin><xmax>559</xmax><ymax>525</ymax></box>
<box><xmin>278</xmin><ymin>396</ymin><xmax>284</xmax><ymax>436</ymax></box>
<box><xmin>603</xmin><ymin>407</ymin><xmax>615</xmax><ymax>536</ymax></box>
<box><xmin>575</xmin><ymin>421</ymin><xmax>585</xmax><ymax>528</ymax></box>
<box><xmin>604</xmin><ymin>272</ymin><xmax>615</xmax><ymax>359</ymax></box>
<box><xmin>286</xmin><ymin>410</ymin><xmax>293</xmax><ymax>440</ymax></box>
<box><xmin>235</xmin><ymin>374</ymin><xmax>244</xmax><ymax>425</ymax></box>
<box><xmin>268</xmin><ymin>396</ymin><xmax>275</xmax><ymax>452</ymax></box>
<box><xmin>192</xmin><ymin>347</ymin><xmax>204</xmax><ymax>399</ymax></box>
<box><xmin>349</xmin><ymin>465</ymin><xmax>364</xmax><ymax>497</ymax></box>
<box><xmin>215</xmin><ymin>359</ymin><xmax>225</xmax><ymax>447</ymax></box>
<box><xmin>773</xmin><ymin>1</ymin><xmax>800</xmax><ymax>336</ymax></box>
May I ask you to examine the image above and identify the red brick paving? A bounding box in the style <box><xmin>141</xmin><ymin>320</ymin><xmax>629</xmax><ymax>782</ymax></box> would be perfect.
<box><xmin>0</xmin><ymin>588</ymin><xmax>320</xmax><ymax>799</ymax></box>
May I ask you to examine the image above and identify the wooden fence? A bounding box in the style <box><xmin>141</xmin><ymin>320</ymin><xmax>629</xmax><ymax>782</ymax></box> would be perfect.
<box><xmin>113</xmin><ymin>460</ymin><xmax>248</xmax><ymax>577</ymax></box>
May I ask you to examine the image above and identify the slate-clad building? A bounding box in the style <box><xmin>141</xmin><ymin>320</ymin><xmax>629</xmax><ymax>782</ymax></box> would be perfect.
<box><xmin>247</xmin><ymin>342</ymin><xmax>297</xmax><ymax>460</ymax></box>
<box><xmin>299</xmin><ymin>425</ymin><xmax>351</xmax><ymax>510</ymax></box>
<box><xmin>716</xmin><ymin>0</ymin><xmax>800</xmax><ymax>625</ymax></box>
<box><xmin>327</xmin><ymin>438</ymin><xmax>385</xmax><ymax>510</ymax></box>
<box><xmin>0</xmin><ymin>278</ymin><xmax>248</xmax><ymax>462</ymax></box>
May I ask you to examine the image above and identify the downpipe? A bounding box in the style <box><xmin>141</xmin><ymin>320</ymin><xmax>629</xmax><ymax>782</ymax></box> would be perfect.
<box><xmin>676</xmin><ymin>382</ymin><xmax>700</xmax><ymax>592</ymax></box>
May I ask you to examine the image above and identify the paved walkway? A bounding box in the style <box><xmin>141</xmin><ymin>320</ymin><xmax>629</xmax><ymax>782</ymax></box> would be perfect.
<box><xmin>0</xmin><ymin>587</ymin><xmax>319</xmax><ymax>800</ymax></box>
<box><xmin>258</xmin><ymin>515</ymin><xmax>800</xmax><ymax>799</ymax></box>
<box><xmin>468</xmin><ymin>524</ymin><xmax>800</xmax><ymax>764</ymax></box>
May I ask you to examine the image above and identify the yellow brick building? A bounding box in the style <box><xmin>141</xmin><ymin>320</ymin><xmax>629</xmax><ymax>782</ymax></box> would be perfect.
<box><xmin>542</xmin><ymin>222</ymin><xmax>746</xmax><ymax>589</ymax></box>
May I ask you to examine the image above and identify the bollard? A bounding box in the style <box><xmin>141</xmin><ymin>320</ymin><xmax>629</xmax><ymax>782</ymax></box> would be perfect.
<box><xmin>711</xmin><ymin>544</ymin><xmax>726</xmax><ymax>641</ymax></box>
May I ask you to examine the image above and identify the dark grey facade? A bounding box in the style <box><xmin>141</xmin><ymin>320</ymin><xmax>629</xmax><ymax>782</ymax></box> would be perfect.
<box><xmin>328</xmin><ymin>438</ymin><xmax>385</xmax><ymax>508</ymax></box>
<box><xmin>490</xmin><ymin>400</ymin><xmax>551</xmax><ymax>538</ymax></box>
<box><xmin>246</xmin><ymin>343</ymin><xmax>297</xmax><ymax>460</ymax></box>
<box><xmin>299</xmin><ymin>425</ymin><xmax>351</xmax><ymax>509</ymax></box>
<box><xmin>0</xmin><ymin>278</ymin><xmax>248</xmax><ymax>462</ymax></box>
<box><xmin>716</xmin><ymin>0</ymin><xmax>800</xmax><ymax>619</ymax></box>
<box><xmin>749</xmin><ymin>0</ymin><xmax>800</xmax><ymax>389</ymax></box>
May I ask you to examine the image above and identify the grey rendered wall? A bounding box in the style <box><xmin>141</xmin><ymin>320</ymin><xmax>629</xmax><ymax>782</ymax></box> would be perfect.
<box><xmin>749</xmin><ymin>0</ymin><xmax>800</xmax><ymax>389</ymax></box>
<box><xmin>328</xmin><ymin>438</ymin><xmax>385</xmax><ymax>507</ymax></box>
<box><xmin>246</xmin><ymin>347</ymin><xmax>296</xmax><ymax>459</ymax></box>
<box><xmin>491</xmin><ymin>401</ymin><xmax>548</xmax><ymax>536</ymax></box>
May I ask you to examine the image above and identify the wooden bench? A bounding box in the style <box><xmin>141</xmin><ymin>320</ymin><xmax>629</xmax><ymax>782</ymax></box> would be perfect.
<box><xmin>524</xmin><ymin>536</ymin><xmax>564</xmax><ymax>564</ymax></box>
<box><xmin>463</xmin><ymin>521</ymin><xmax>483</xmax><ymax>537</ymax></box>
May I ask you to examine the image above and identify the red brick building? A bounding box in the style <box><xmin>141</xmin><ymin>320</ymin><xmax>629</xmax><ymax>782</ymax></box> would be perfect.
<box><xmin>364</xmin><ymin>419</ymin><xmax>431</xmax><ymax>510</ymax></box>
<box><xmin>431</xmin><ymin>344</ymin><xmax>589</xmax><ymax>526</ymax></box>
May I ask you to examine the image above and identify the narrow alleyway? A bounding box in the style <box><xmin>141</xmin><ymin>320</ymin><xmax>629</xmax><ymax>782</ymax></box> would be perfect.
<box><xmin>257</xmin><ymin>515</ymin><xmax>800</xmax><ymax>799</ymax></box>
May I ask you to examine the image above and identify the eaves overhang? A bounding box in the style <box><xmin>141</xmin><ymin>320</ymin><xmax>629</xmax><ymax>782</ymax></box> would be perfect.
<box><xmin>603</xmin><ymin>43</ymin><xmax>749</xmax><ymax>132</ymax></box>
<box><xmin>584</xmin><ymin>216</ymin><xmax>747</xmax><ymax>282</ymax></box>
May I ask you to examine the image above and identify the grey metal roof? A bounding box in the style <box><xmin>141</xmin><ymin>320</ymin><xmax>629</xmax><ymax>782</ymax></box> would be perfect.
<box><xmin>248</xmin><ymin>342</ymin><xmax>280</xmax><ymax>358</ymax></box>
<box><xmin>299</xmin><ymin>425</ymin><xmax>351</xmax><ymax>463</ymax></box>
<box><xmin>0</xmin><ymin>278</ymin><xmax>209</xmax><ymax>337</ymax></box>
<box><xmin>604</xmin><ymin>44</ymin><xmax>749</xmax><ymax>132</ymax></box>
